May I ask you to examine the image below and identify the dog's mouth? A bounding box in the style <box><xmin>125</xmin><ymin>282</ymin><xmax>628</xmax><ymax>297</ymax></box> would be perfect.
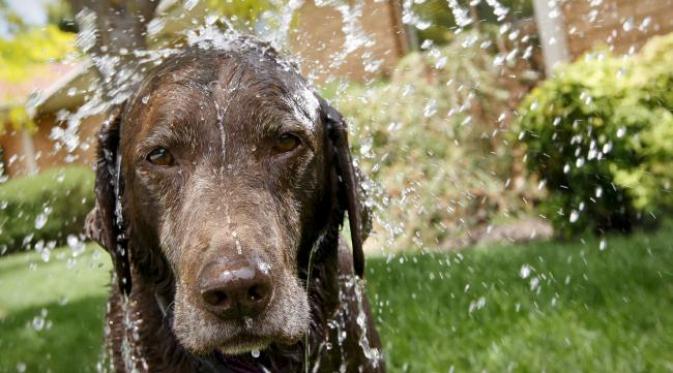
<box><xmin>216</xmin><ymin>332</ymin><xmax>272</xmax><ymax>355</ymax></box>
<box><xmin>173</xmin><ymin>270</ymin><xmax>310</xmax><ymax>356</ymax></box>
<box><xmin>176</xmin><ymin>304</ymin><xmax>308</xmax><ymax>356</ymax></box>
<box><xmin>213</xmin><ymin>318</ymin><xmax>305</xmax><ymax>355</ymax></box>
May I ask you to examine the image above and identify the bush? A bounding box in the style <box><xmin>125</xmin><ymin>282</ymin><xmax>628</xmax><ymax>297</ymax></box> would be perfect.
<box><xmin>0</xmin><ymin>166</ymin><xmax>94</xmax><ymax>255</ymax></box>
<box><xmin>412</xmin><ymin>0</ymin><xmax>534</xmax><ymax>45</ymax></box>
<box><xmin>515</xmin><ymin>33</ymin><xmax>673</xmax><ymax>237</ymax></box>
<box><xmin>335</xmin><ymin>32</ymin><xmax>535</xmax><ymax>251</ymax></box>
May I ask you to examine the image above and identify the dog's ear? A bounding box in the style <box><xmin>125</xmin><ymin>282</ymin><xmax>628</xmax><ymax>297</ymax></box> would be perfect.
<box><xmin>320</xmin><ymin>98</ymin><xmax>369</xmax><ymax>278</ymax></box>
<box><xmin>85</xmin><ymin>105</ymin><xmax>132</xmax><ymax>295</ymax></box>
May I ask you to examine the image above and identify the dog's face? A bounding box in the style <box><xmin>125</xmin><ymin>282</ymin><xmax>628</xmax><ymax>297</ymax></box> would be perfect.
<box><xmin>88</xmin><ymin>47</ymin><xmax>365</xmax><ymax>355</ymax></box>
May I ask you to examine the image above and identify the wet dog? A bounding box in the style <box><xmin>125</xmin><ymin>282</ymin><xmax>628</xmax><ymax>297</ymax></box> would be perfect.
<box><xmin>86</xmin><ymin>37</ymin><xmax>384</xmax><ymax>372</ymax></box>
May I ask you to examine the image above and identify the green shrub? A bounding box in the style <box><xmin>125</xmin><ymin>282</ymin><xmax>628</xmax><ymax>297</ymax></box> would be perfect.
<box><xmin>336</xmin><ymin>32</ymin><xmax>535</xmax><ymax>250</ymax></box>
<box><xmin>515</xmin><ymin>33</ymin><xmax>673</xmax><ymax>237</ymax></box>
<box><xmin>412</xmin><ymin>0</ymin><xmax>534</xmax><ymax>45</ymax></box>
<box><xmin>0</xmin><ymin>166</ymin><xmax>94</xmax><ymax>255</ymax></box>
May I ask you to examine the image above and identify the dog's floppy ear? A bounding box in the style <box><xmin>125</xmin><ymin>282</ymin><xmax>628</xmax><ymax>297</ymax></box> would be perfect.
<box><xmin>85</xmin><ymin>105</ymin><xmax>132</xmax><ymax>295</ymax></box>
<box><xmin>320</xmin><ymin>98</ymin><xmax>369</xmax><ymax>277</ymax></box>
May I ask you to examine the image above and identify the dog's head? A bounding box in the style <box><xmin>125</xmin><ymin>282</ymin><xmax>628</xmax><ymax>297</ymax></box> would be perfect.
<box><xmin>85</xmin><ymin>43</ymin><xmax>367</xmax><ymax>355</ymax></box>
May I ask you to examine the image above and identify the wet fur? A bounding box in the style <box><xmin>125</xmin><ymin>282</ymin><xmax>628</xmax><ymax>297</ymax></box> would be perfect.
<box><xmin>86</xmin><ymin>40</ymin><xmax>384</xmax><ymax>372</ymax></box>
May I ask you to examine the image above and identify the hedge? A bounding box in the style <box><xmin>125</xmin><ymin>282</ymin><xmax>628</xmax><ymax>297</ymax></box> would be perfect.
<box><xmin>515</xmin><ymin>33</ymin><xmax>673</xmax><ymax>237</ymax></box>
<box><xmin>0</xmin><ymin>166</ymin><xmax>94</xmax><ymax>255</ymax></box>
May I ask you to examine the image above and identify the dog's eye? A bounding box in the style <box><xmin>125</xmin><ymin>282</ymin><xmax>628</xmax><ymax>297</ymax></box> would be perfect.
<box><xmin>146</xmin><ymin>147</ymin><xmax>175</xmax><ymax>166</ymax></box>
<box><xmin>274</xmin><ymin>133</ymin><xmax>301</xmax><ymax>153</ymax></box>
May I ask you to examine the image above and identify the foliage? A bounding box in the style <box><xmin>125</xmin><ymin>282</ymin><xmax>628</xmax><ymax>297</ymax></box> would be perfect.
<box><xmin>0</xmin><ymin>24</ymin><xmax>76</xmax><ymax>131</ymax></box>
<box><xmin>413</xmin><ymin>0</ymin><xmax>534</xmax><ymax>45</ymax></box>
<box><xmin>0</xmin><ymin>105</ymin><xmax>35</xmax><ymax>134</ymax></box>
<box><xmin>205</xmin><ymin>0</ymin><xmax>273</xmax><ymax>26</ymax></box>
<box><xmin>45</xmin><ymin>0</ymin><xmax>74</xmax><ymax>28</ymax></box>
<box><xmin>3</xmin><ymin>228</ymin><xmax>673</xmax><ymax>371</ymax></box>
<box><xmin>515</xmin><ymin>33</ymin><xmax>673</xmax><ymax>237</ymax></box>
<box><xmin>0</xmin><ymin>24</ymin><xmax>75</xmax><ymax>84</ymax></box>
<box><xmin>0</xmin><ymin>167</ymin><xmax>94</xmax><ymax>255</ymax></box>
<box><xmin>335</xmin><ymin>31</ymin><xmax>533</xmax><ymax>251</ymax></box>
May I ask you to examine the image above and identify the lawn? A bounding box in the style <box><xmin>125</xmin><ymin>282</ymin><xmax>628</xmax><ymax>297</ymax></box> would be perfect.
<box><xmin>1</xmin><ymin>230</ymin><xmax>673</xmax><ymax>372</ymax></box>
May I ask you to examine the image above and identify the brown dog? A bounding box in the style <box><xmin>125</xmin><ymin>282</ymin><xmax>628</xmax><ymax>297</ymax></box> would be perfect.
<box><xmin>85</xmin><ymin>37</ymin><xmax>384</xmax><ymax>372</ymax></box>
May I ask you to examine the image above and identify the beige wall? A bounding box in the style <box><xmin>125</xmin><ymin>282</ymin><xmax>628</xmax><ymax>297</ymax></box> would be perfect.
<box><xmin>562</xmin><ymin>0</ymin><xmax>673</xmax><ymax>59</ymax></box>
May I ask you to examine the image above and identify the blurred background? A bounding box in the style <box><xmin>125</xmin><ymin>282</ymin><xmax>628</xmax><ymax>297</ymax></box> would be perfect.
<box><xmin>1</xmin><ymin>0</ymin><xmax>673</xmax><ymax>371</ymax></box>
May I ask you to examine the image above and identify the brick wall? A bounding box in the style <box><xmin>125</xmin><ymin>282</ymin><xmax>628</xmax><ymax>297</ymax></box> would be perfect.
<box><xmin>290</xmin><ymin>0</ymin><xmax>408</xmax><ymax>82</ymax></box>
<box><xmin>0</xmin><ymin>114</ymin><xmax>101</xmax><ymax>177</ymax></box>
<box><xmin>562</xmin><ymin>0</ymin><xmax>673</xmax><ymax>58</ymax></box>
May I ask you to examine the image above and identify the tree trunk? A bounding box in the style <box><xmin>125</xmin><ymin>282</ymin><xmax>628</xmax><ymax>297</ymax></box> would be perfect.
<box><xmin>66</xmin><ymin>0</ymin><xmax>160</xmax><ymax>98</ymax></box>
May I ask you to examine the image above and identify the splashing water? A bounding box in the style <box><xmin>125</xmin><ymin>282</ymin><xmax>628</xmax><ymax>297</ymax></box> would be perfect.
<box><xmin>4</xmin><ymin>0</ymin><xmax>672</xmax><ymax>371</ymax></box>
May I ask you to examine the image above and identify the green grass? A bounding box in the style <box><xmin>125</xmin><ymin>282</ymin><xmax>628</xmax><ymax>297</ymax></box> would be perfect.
<box><xmin>2</xmin><ymin>232</ymin><xmax>673</xmax><ymax>372</ymax></box>
<box><xmin>0</xmin><ymin>166</ymin><xmax>94</xmax><ymax>254</ymax></box>
<box><xmin>0</xmin><ymin>245</ymin><xmax>110</xmax><ymax>372</ymax></box>
<box><xmin>367</xmin><ymin>231</ymin><xmax>673</xmax><ymax>372</ymax></box>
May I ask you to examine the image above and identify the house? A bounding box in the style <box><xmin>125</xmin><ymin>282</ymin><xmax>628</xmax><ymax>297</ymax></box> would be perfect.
<box><xmin>533</xmin><ymin>0</ymin><xmax>673</xmax><ymax>74</ymax></box>
<box><xmin>0</xmin><ymin>0</ymin><xmax>409</xmax><ymax>178</ymax></box>
<box><xmin>0</xmin><ymin>62</ymin><xmax>103</xmax><ymax>177</ymax></box>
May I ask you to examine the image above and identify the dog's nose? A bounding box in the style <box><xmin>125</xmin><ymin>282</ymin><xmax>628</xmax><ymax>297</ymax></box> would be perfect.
<box><xmin>198</xmin><ymin>258</ymin><xmax>273</xmax><ymax>319</ymax></box>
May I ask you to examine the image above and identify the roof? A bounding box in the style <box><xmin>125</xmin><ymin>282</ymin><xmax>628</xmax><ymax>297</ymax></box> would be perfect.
<box><xmin>0</xmin><ymin>63</ymin><xmax>80</xmax><ymax>111</ymax></box>
<box><xmin>26</xmin><ymin>62</ymin><xmax>96</xmax><ymax>118</ymax></box>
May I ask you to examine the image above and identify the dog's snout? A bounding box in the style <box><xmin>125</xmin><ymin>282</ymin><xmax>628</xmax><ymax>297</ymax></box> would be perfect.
<box><xmin>199</xmin><ymin>258</ymin><xmax>273</xmax><ymax>319</ymax></box>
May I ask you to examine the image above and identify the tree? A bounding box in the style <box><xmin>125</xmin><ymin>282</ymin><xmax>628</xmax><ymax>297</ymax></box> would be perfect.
<box><xmin>65</xmin><ymin>0</ymin><xmax>160</xmax><ymax>99</ymax></box>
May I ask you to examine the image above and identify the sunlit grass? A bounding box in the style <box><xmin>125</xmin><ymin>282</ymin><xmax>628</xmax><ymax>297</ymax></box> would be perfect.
<box><xmin>368</xmin><ymin>230</ymin><xmax>673</xmax><ymax>371</ymax></box>
<box><xmin>0</xmin><ymin>245</ymin><xmax>110</xmax><ymax>372</ymax></box>
<box><xmin>1</xmin><ymin>232</ymin><xmax>673</xmax><ymax>372</ymax></box>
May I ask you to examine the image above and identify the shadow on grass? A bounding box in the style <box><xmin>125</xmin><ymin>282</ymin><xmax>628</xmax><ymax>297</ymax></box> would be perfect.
<box><xmin>0</xmin><ymin>296</ymin><xmax>107</xmax><ymax>372</ymax></box>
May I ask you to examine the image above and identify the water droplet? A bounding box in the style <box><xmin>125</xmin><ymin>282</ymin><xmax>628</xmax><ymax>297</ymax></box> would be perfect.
<box><xmin>468</xmin><ymin>296</ymin><xmax>486</xmax><ymax>313</ymax></box>
<box><xmin>251</xmin><ymin>349</ymin><xmax>260</xmax><ymax>358</ymax></box>
<box><xmin>423</xmin><ymin>99</ymin><xmax>437</xmax><ymax>118</ymax></box>
<box><xmin>415</xmin><ymin>19</ymin><xmax>432</xmax><ymax>30</ymax></box>
<box><xmin>602</xmin><ymin>142</ymin><xmax>613</xmax><ymax>154</ymax></box>
<box><xmin>147</xmin><ymin>18</ymin><xmax>166</xmax><ymax>36</ymax></box>
<box><xmin>639</xmin><ymin>17</ymin><xmax>652</xmax><ymax>32</ymax></box>
<box><xmin>519</xmin><ymin>264</ymin><xmax>532</xmax><ymax>279</ymax></box>
<box><xmin>34</xmin><ymin>213</ymin><xmax>48</xmax><ymax>230</ymax></box>
<box><xmin>32</xmin><ymin>316</ymin><xmax>45</xmax><ymax>331</ymax></box>
<box><xmin>447</xmin><ymin>0</ymin><xmax>472</xmax><ymax>28</ymax></box>
<box><xmin>32</xmin><ymin>309</ymin><xmax>47</xmax><ymax>331</ymax></box>
<box><xmin>599</xmin><ymin>239</ymin><xmax>607</xmax><ymax>251</ymax></box>
<box><xmin>67</xmin><ymin>235</ymin><xmax>86</xmax><ymax>256</ymax></box>
<box><xmin>569</xmin><ymin>210</ymin><xmax>579</xmax><ymax>223</ymax></box>
<box><xmin>617</xmin><ymin>127</ymin><xmax>626</xmax><ymax>138</ymax></box>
